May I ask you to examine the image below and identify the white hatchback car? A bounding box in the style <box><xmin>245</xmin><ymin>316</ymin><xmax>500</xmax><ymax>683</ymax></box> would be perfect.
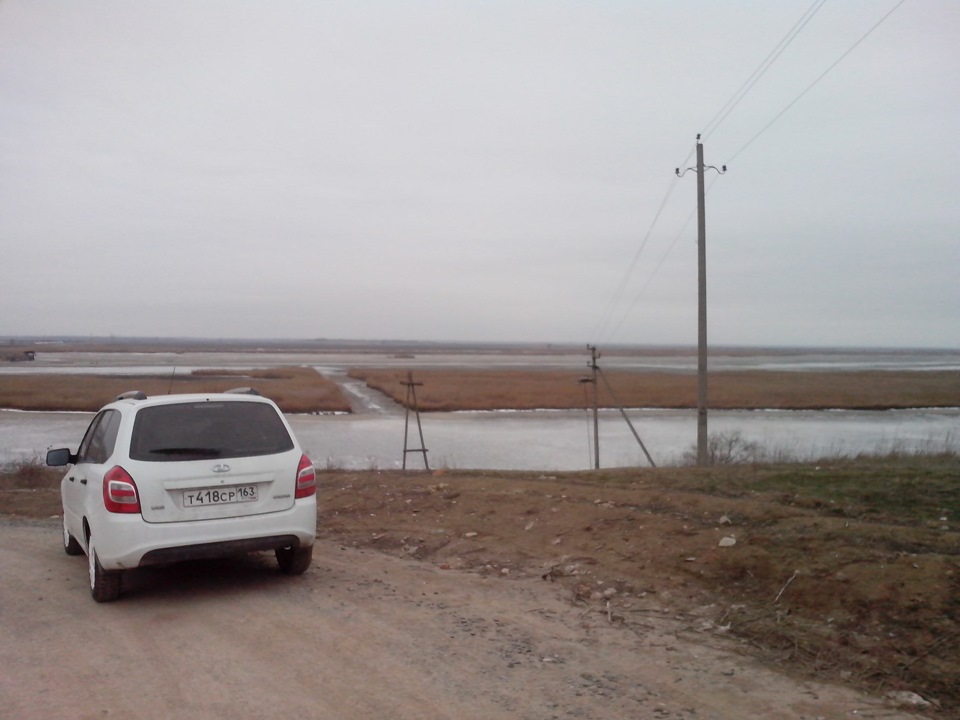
<box><xmin>46</xmin><ymin>389</ymin><xmax>317</xmax><ymax>602</ymax></box>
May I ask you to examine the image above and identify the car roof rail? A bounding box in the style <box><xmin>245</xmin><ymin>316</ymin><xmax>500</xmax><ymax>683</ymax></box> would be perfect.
<box><xmin>116</xmin><ymin>390</ymin><xmax>148</xmax><ymax>401</ymax></box>
<box><xmin>225</xmin><ymin>387</ymin><xmax>261</xmax><ymax>396</ymax></box>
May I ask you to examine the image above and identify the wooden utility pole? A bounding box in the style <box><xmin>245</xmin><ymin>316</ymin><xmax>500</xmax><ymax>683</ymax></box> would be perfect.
<box><xmin>677</xmin><ymin>136</ymin><xmax>726</xmax><ymax>466</ymax></box>
<box><xmin>401</xmin><ymin>372</ymin><xmax>429</xmax><ymax>470</ymax></box>
<box><xmin>582</xmin><ymin>345</ymin><xmax>656</xmax><ymax>469</ymax></box>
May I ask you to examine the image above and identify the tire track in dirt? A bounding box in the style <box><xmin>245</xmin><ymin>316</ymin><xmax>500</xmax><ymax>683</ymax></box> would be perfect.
<box><xmin>0</xmin><ymin>519</ymin><xmax>928</xmax><ymax>720</ymax></box>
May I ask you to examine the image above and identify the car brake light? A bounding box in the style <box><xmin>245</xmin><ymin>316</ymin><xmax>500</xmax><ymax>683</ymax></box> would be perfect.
<box><xmin>295</xmin><ymin>454</ymin><xmax>316</xmax><ymax>499</ymax></box>
<box><xmin>103</xmin><ymin>466</ymin><xmax>141</xmax><ymax>514</ymax></box>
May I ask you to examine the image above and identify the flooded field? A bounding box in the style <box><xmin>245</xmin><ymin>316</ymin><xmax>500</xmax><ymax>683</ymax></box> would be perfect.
<box><xmin>2</xmin><ymin>346</ymin><xmax>957</xmax><ymax>469</ymax></box>
<box><xmin>4</xmin><ymin>406</ymin><xmax>955</xmax><ymax>470</ymax></box>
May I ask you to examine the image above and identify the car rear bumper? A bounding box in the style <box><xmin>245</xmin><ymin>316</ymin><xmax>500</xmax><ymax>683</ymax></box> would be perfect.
<box><xmin>91</xmin><ymin>499</ymin><xmax>316</xmax><ymax>570</ymax></box>
<box><xmin>139</xmin><ymin>534</ymin><xmax>303</xmax><ymax>566</ymax></box>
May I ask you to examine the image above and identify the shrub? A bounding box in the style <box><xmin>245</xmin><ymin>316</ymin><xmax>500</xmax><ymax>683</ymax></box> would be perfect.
<box><xmin>682</xmin><ymin>431</ymin><xmax>763</xmax><ymax>465</ymax></box>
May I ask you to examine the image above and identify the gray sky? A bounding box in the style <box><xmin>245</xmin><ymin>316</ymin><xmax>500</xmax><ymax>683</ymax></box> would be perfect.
<box><xmin>2</xmin><ymin>1</ymin><xmax>957</xmax><ymax>348</ymax></box>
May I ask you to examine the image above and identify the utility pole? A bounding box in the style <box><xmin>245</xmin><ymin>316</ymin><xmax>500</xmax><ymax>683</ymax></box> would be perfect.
<box><xmin>582</xmin><ymin>345</ymin><xmax>657</xmax><ymax>469</ymax></box>
<box><xmin>401</xmin><ymin>372</ymin><xmax>429</xmax><ymax>470</ymax></box>
<box><xmin>677</xmin><ymin>136</ymin><xmax>726</xmax><ymax>466</ymax></box>
<box><xmin>587</xmin><ymin>345</ymin><xmax>600</xmax><ymax>469</ymax></box>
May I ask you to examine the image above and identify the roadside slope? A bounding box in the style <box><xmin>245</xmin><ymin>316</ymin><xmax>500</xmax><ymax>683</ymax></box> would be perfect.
<box><xmin>0</xmin><ymin>519</ymin><xmax>929</xmax><ymax>720</ymax></box>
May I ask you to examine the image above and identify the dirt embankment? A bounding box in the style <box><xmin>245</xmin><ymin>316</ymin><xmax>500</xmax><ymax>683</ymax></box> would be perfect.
<box><xmin>2</xmin><ymin>458</ymin><xmax>957</xmax><ymax>716</ymax></box>
<box><xmin>314</xmin><ymin>462</ymin><xmax>959</xmax><ymax>715</ymax></box>
<box><xmin>0</xmin><ymin>518</ymin><xmax>932</xmax><ymax>720</ymax></box>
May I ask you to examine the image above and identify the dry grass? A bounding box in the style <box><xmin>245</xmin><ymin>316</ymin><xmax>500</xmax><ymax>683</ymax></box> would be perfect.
<box><xmin>0</xmin><ymin>367</ymin><xmax>351</xmax><ymax>414</ymax></box>
<box><xmin>315</xmin><ymin>459</ymin><xmax>959</xmax><ymax>712</ymax></box>
<box><xmin>348</xmin><ymin>368</ymin><xmax>960</xmax><ymax>411</ymax></box>
<box><xmin>3</xmin><ymin>365</ymin><xmax>957</xmax><ymax>414</ymax></box>
<box><xmin>3</xmin><ymin>455</ymin><xmax>958</xmax><ymax>711</ymax></box>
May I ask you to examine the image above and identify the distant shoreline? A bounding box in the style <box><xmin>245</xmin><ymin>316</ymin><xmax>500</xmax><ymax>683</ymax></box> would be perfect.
<box><xmin>3</xmin><ymin>336</ymin><xmax>959</xmax><ymax>356</ymax></box>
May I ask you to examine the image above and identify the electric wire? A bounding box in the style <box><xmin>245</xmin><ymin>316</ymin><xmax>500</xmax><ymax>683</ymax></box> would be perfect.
<box><xmin>607</xmin><ymin>175</ymin><xmax>720</xmax><ymax>341</ymax></box>
<box><xmin>592</xmin><ymin>3</ymin><xmax>829</xmax><ymax>344</ymax></box>
<box><xmin>590</xmin><ymin>0</ymin><xmax>908</xmax><ymax>346</ymax></box>
<box><xmin>728</xmin><ymin>0</ymin><xmax>909</xmax><ymax>163</ymax></box>
<box><xmin>702</xmin><ymin>0</ymin><xmax>826</xmax><ymax>139</ymax></box>
<box><xmin>589</xmin><ymin>143</ymin><xmax>697</xmax><ymax>343</ymax></box>
<box><xmin>593</xmin><ymin>6</ymin><xmax>824</xmax><ymax>341</ymax></box>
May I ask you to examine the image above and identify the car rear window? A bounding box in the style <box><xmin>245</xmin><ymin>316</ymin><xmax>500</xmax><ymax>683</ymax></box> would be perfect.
<box><xmin>129</xmin><ymin>401</ymin><xmax>295</xmax><ymax>462</ymax></box>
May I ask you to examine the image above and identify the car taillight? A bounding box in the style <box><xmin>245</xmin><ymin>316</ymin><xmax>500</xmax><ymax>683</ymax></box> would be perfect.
<box><xmin>295</xmin><ymin>454</ymin><xmax>316</xmax><ymax>499</ymax></box>
<box><xmin>103</xmin><ymin>466</ymin><xmax>141</xmax><ymax>514</ymax></box>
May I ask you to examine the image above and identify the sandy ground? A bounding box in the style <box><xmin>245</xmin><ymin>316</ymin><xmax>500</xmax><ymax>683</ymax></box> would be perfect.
<box><xmin>0</xmin><ymin>517</ymin><xmax>927</xmax><ymax>720</ymax></box>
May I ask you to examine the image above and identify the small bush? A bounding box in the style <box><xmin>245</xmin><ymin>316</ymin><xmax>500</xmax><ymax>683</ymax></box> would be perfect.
<box><xmin>682</xmin><ymin>431</ymin><xmax>763</xmax><ymax>465</ymax></box>
<box><xmin>0</xmin><ymin>458</ymin><xmax>62</xmax><ymax>490</ymax></box>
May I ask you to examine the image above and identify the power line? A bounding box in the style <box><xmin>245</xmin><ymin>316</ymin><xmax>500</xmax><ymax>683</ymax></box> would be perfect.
<box><xmin>728</xmin><ymin>0</ymin><xmax>909</xmax><ymax>163</ymax></box>
<box><xmin>589</xmin><ymin>148</ymin><xmax>691</xmax><ymax>342</ymax></box>
<box><xmin>702</xmin><ymin>0</ymin><xmax>826</xmax><ymax>139</ymax></box>
<box><xmin>605</xmin><ymin>207</ymin><xmax>694</xmax><ymax>341</ymax></box>
<box><xmin>607</xmin><ymin>175</ymin><xmax>721</xmax><ymax>341</ymax></box>
<box><xmin>592</xmin><ymin>5</ymin><xmax>826</xmax><ymax>343</ymax></box>
<box><xmin>589</xmin><ymin>1</ymin><xmax>908</xmax><ymax>346</ymax></box>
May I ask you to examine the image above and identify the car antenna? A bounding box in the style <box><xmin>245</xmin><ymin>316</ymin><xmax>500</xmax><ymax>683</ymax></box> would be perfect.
<box><xmin>167</xmin><ymin>365</ymin><xmax>177</xmax><ymax>395</ymax></box>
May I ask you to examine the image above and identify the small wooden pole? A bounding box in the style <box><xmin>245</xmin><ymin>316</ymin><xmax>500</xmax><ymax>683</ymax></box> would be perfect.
<box><xmin>587</xmin><ymin>345</ymin><xmax>600</xmax><ymax>469</ymax></box>
<box><xmin>401</xmin><ymin>372</ymin><xmax>430</xmax><ymax>470</ymax></box>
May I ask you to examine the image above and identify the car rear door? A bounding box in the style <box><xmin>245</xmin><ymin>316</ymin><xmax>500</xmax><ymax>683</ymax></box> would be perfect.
<box><xmin>132</xmin><ymin>451</ymin><xmax>302</xmax><ymax>523</ymax></box>
<box><xmin>126</xmin><ymin>399</ymin><xmax>301</xmax><ymax>524</ymax></box>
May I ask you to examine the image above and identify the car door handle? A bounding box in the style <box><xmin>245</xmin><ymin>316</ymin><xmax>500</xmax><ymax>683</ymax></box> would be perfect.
<box><xmin>79</xmin><ymin>478</ymin><xmax>87</xmax><ymax>485</ymax></box>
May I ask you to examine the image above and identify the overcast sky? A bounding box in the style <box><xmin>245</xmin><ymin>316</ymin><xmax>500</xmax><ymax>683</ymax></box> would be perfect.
<box><xmin>1</xmin><ymin>1</ymin><xmax>957</xmax><ymax>348</ymax></box>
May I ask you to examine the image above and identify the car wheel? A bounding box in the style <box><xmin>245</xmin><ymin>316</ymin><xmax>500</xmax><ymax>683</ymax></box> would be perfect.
<box><xmin>63</xmin><ymin>516</ymin><xmax>83</xmax><ymax>556</ymax></box>
<box><xmin>276</xmin><ymin>544</ymin><xmax>312</xmax><ymax>575</ymax></box>
<box><xmin>87</xmin><ymin>536</ymin><xmax>121</xmax><ymax>602</ymax></box>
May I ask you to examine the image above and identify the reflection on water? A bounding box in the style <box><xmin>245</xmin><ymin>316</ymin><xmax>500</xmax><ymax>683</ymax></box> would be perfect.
<box><xmin>288</xmin><ymin>409</ymin><xmax>959</xmax><ymax>470</ymax></box>
<box><xmin>7</xmin><ymin>407</ymin><xmax>956</xmax><ymax>471</ymax></box>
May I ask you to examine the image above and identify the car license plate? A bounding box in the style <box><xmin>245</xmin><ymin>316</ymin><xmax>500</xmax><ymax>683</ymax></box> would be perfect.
<box><xmin>183</xmin><ymin>485</ymin><xmax>258</xmax><ymax>507</ymax></box>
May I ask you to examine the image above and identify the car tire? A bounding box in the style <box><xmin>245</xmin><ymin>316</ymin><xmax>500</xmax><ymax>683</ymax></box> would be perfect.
<box><xmin>87</xmin><ymin>536</ymin><xmax>121</xmax><ymax>603</ymax></box>
<box><xmin>63</xmin><ymin>516</ymin><xmax>83</xmax><ymax>556</ymax></box>
<box><xmin>276</xmin><ymin>544</ymin><xmax>312</xmax><ymax>575</ymax></box>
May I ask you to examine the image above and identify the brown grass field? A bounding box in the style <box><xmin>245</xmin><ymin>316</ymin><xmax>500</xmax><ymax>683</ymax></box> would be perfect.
<box><xmin>1</xmin><ymin>367</ymin><xmax>957</xmax><ymax>413</ymax></box>
<box><xmin>0</xmin><ymin>367</ymin><xmax>351</xmax><ymax>414</ymax></box>
<box><xmin>349</xmin><ymin>368</ymin><xmax>960</xmax><ymax>411</ymax></box>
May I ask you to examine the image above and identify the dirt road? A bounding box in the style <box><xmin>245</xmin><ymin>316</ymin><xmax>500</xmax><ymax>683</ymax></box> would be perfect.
<box><xmin>0</xmin><ymin>518</ymin><xmax>926</xmax><ymax>720</ymax></box>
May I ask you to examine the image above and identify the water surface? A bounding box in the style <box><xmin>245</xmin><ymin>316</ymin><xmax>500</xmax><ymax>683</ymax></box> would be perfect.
<box><xmin>3</xmin><ymin>348</ymin><xmax>957</xmax><ymax>470</ymax></box>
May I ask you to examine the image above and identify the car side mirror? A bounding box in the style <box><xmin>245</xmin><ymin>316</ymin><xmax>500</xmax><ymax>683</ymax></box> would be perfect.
<box><xmin>46</xmin><ymin>448</ymin><xmax>77</xmax><ymax>467</ymax></box>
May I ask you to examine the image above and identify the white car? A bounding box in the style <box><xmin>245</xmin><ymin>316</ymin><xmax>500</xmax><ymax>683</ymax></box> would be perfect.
<box><xmin>46</xmin><ymin>389</ymin><xmax>317</xmax><ymax>602</ymax></box>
